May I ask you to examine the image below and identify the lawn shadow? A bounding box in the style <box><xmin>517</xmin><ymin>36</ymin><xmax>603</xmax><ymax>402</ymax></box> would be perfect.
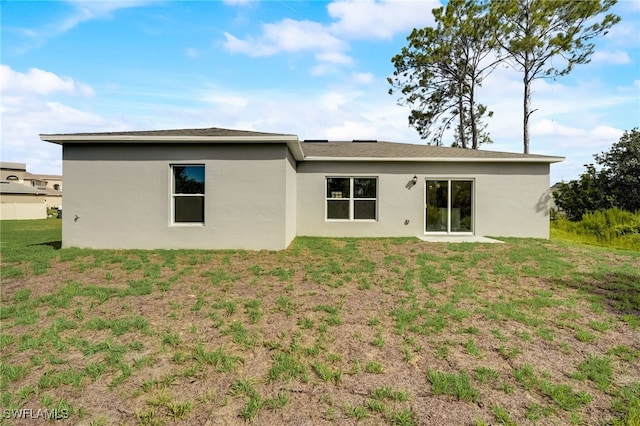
<box><xmin>555</xmin><ymin>271</ymin><xmax>640</xmax><ymax>317</ymax></box>
<box><xmin>31</xmin><ymin>241</ymin><xmax>62</xmax><ymax>250</ymax></box>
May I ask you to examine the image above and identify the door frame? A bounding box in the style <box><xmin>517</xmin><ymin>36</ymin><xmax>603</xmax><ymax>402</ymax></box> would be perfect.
<box><xmin>424</xmin><ymin>178</ymin><xmax>475</xmax><ymax>235</ymax></box>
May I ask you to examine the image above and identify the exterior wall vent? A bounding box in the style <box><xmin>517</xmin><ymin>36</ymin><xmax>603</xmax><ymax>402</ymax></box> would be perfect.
<box><xmin>352</xmin><ymin>139</ymin><xmax>378</xmax><ymax>143</ymax></box>
<box><xmin>303</xmin><ymin>139</ymin><xmax>329</xmax><ymax>143</ymax></box>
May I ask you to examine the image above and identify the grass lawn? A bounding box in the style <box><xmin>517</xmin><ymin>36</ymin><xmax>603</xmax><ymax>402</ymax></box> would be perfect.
<box><xmin>1</xmin><ymin>219</ymin><xmax>639</xmax><ymax>425</ymax></box>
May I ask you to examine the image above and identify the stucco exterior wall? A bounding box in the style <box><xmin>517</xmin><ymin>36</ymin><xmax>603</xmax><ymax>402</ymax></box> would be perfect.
<box><xmin>0</xmin><ymin>203</ymin><xmax>47</xmax><ymax>220</ymax></box>
<box><xmin>284</xmin><ymin>149</ymin><xmax>297</xmax><ymax>247</ymax></box>
<box><xmin>0</xmin><ymin>170</ymin><xmax>25</xmax><ymax>182</ymax></box>
<box><xmin>296</xmin><ymin>161</ymin><xmax>551</xmax><ymax>239</ymax></box>
<box><xmin>62</xmin><ymin>144</ymin><xmax>293</xmax><ymax>250</ymax></box>
<box><xmin>0</xmin><ymin>193</ymin><xmax>45</xmax><ymax>204</ymax></box>
<box><xmin>40</xmin><ymin>194</ymin><xmax>62</xmax><ymax>209</ymax></box>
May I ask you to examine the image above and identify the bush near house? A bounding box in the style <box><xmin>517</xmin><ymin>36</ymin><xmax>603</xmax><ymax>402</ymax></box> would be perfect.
<box><xmin>553</xmin><ymin>128</ymin><xmax>640</xmax><ymax>221</ymax></box>
<box><xmin>552</xmin><ymin>208</ymin><xmax>640</xmax><ymax>251</ymax></box>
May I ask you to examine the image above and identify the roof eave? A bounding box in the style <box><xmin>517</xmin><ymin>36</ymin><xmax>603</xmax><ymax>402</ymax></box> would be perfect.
<box><xmin>39</xmin><ymin>134</ymin><xmax>299</xmax><ymax>143</ymax></box>
<box><xmin>302</xmin><ymin>156</ymin><xmax>565</xmax><ymax>163</ymax></box>
<box><xmin>40</xmin><ymin>134</ymin><xmax>305</xmax><ymax>161</ymax></box>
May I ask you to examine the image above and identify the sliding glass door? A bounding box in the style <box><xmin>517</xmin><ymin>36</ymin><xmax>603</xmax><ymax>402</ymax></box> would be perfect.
<box><xmin>425</xmin><ymin>180</ymin><xmax>473</xmax><ymax>233</ymax></box>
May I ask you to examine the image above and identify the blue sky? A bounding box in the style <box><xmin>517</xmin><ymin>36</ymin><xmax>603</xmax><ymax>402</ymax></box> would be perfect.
<box><xmin>1</xmin><ymin>0</ymin><xmax>639</xmax><ymax>183</ymax></box>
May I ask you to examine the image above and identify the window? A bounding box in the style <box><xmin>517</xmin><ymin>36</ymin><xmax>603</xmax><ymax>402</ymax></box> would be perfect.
<box><xmin>326</xmin><ymin>177</ymin><xmax>377</xmax><ymax>220</ymax></box>
<box><xmin>6</xmin><ymin>175</ymin><xmax>18</xmax><ymax>181</ymax></box>
<box><xmin>171</xmin><ymin>165</ymin><xmax>205</xmax><ymax>224</ymax></box>
<box><xmin>425</xmin><ymin>180</ymin><xmax>473</xmax><ymax>233</ymax></box>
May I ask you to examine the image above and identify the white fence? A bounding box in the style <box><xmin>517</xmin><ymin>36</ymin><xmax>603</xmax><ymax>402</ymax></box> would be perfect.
<box><xmin>0</xmin><ymin>203</ymin><xmax>47</xmax><ymax>220</ymax></box>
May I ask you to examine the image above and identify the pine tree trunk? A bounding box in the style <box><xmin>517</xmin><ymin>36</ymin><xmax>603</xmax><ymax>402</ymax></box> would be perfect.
<box><xmin>458</xmin><ymin>87</ymin><xmax>467</xmax><ymax>149</ymax></box>
<box><xmin>523</xmin><ymin>69</ymin><xmax>530</xmax><ymax>154</ymax></box>
<box><xmin>470</xmin><ymin>85</ymin><xmax>478</xmax><ymax>149</ymax></box>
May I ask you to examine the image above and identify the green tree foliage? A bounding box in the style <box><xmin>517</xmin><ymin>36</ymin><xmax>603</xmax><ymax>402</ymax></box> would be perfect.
<box><xmin>594</xmin><ymin>128</ymin><xmax>640</xmax><ymax>213</ymax></box>
<box><xmin>388</xmin><ymin>0</ymin><xmax>500</xmax><ymax>148</ymax></box>
<box><xmin>554</xmin><ymin>129</ymin><xmax>640</xmax><ymax>220</ymax></box>
<box><xmin>553</xmin><ymin>165</ymin><xmax>611</xmax><ymax>221</ymax></box>
<box><xmin>492</xmin><ymin>0</ymin><xmax>620</xmax><ymax>154</ymax></box>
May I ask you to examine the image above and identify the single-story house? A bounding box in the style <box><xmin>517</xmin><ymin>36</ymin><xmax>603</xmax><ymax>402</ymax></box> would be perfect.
<box><xmin>0</xmin><ymin>162</ymin><xmax>63</xmax><ymax>211</ymax></box>
<box><xmin>0</xmin><ymin>182</ymin><xmax>48</xmax><ymax>220</ymax></box>
<box><xmin>40</xmin><ymin>127</ymin><xmax>563</xmax><ymax>250</ymax></box>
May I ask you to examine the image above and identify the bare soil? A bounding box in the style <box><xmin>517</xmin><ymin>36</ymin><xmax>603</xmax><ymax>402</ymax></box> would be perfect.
<box><xmin>1</xmin><ymin>238</ymin><xmax>639</xmax><ymax>425</ymax></box>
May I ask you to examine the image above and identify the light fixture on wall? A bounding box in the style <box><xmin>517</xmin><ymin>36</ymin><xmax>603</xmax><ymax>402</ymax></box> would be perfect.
<box><xmin>406</xmin><ymin>175</ymin><xmax>419</xmax><ymax>190</ymax></box>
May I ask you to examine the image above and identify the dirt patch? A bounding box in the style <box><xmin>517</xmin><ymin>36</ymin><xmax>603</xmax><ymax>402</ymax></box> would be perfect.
<box><xmin>1</xmin><ymin>238</ymin><xmax>639</xmax><ymax>425</ymax></box>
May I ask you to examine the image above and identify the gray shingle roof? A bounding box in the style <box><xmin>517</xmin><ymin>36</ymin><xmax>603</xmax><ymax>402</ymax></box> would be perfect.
<box><xmin>40</xmin><ymin>127</ymin><xmax>563</xmax><ymax>163</ymax></box>
<box><xmin>301</xmin><ymin>141</ymin><xmax>562</xmax><ymax>162</ymax></box>
<box><xmin>0</xmin><ymin>162</ymin><xmax>27</xmax><ymax>171</ymax></box>
<box><xmin>41</xmin><ymin>127</ymin><xmax>295</xmax><ymax>138</ymax></box>
<box><xmin>0</xmin><ymin>182</ymin><xmax>48</xmax><ymax>195</ymax></box>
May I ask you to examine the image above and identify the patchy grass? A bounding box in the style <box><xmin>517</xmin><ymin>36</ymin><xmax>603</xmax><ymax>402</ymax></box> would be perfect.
<box><xmin>0</xmin><ymin>220</ymin><xmax>639</xmax><ymax>424</ymax></box>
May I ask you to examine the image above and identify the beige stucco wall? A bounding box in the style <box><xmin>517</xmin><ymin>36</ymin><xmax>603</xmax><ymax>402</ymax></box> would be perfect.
<box><xmin>43</xmin><ymin>194</ymin><xmax>63</xmax><ymax>209</ymax></box>
<box><xmin>1</xmin><ymin>170</ymin><xmax>25</xmax><ymax>182</ymax></box>
<box><xmin>0</xmin><ymin>193</ymin><xmax>45</xmax><ymax>204</ymax></box>
<box><xmin>45</xmin><ymin>177</ymin><xmax>63</xmax><ymax>191</ymax></box>
<box><xmin>0</xmin><ymin>203</ymin><xmax>47</xmax><ymax>220</ymax></box>
<box><xmin>62</xmin><ymin>143</ymin><xmax>294</xmax><ymax>250</ymax></box>
<box><xmin>296</xmin><ymin>161</ymin><xmax>551</xmax><ymax>239</ymax></box>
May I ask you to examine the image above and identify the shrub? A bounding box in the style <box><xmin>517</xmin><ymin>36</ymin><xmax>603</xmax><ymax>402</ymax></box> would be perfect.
<box><xmin>552</xmin><ymin>208</ymin><xmax>640</xmax><ymax>250</ymax></box>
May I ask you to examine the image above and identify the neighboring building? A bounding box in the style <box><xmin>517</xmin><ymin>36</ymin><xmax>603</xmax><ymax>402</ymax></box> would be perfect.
<box><xmin>0</xmin><ymin>182</ymin><xmax>48</xmax><ymax>220</ymax></box>
<box><xmin>25</xmin><ymin>172</ymin><xmax>63</xmax><ymax>192</ymax></box>
<box><xmin>40</xmin><ymin>127</ymin><xmax>564</xmax><ymax>250</ymax></box>
<box><xmin>0</xmin><ymin>163</ymin><xmax>63</xmax><ymax>219</ymax></box>
<box><xmin>0</xmin><ymin>162</ymin><xmax>27</xmax><ymax>183</ymax></box>
<box><xmin>23</xmin><ymin>172</ymin><xmax>63</xmax><ymax>209</ymax></box>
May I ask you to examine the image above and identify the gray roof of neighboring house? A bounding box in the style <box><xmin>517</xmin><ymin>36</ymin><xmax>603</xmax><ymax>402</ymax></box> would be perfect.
<box><xmin>0</xmin><ymin>162</ymin><xmax>27</xmax><ymax>171</ymax></box>
<box><xmin>24</xmin><ymin>172</ymin><xmax>63</xmax><ymax>181</ymax></box>
<box><xmin>0</xmin><ymin>182</ymin><xmax>48</xmax><ymax>195</ymax></box>
<box><xmin>40</xmin><ymin>127</ymin><xmax>564</xmax><ymax>163</ymax></box>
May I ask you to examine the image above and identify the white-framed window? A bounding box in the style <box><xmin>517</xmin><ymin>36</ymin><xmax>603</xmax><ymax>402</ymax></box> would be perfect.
<box><xmin>171</xmin><ymin>164</ymin><xmax>205</xmax><ymax>224</ymax></box>
<box><xmin>326</xmin><ymin>177</ymin><xmax>377</xmax><ymax>221</ymax></box>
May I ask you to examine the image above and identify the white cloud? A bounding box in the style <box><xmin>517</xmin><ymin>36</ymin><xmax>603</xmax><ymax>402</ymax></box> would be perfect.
<box><xmin>320</xmin><ymin>91</ymin><xmax>363</xmax><ymax>110</ymax></box>
<box><xmin>592</xmin><ymin>50</ymin><xmax>632</xmax><ymax>64</ymax></box>
<box><xmin>600</xmin><ymin>3</ymin><xmax>640</xmax><ymax>53</ymax></box>
<box><xmin>8</xmin><ymin>1</ymin><xmax>153</xmax><ymax>52</ymax></box>
<box><xmin>0</xmin><ymin>65</ymin><xmax>94</xmax><ymax>96</ymax></box>
<box><xmin>311</xmin><ymin>63</ymin><xmax>340</xmax><ymax>76</ymax></box>
<box><xmin>315</xmin><ymin>51</ymin><xmax>353</xmax><ymax>65</ymax></box>
<box><xmin>62</xmin><ymin>0</ymin><xmax>152</xmax><ymax>27</ymax></box>
<box><xmin>352</xmin><ymin>72</ymin><xmax>375</xmax><ymax>84</ymax></box>
<box><xmin>224</xmin><ymin>19</ymin><xmax>347</xmax><ymax>57</ymax></box>
<box><xmin>223</xmin><ymin>0</ymin><xmax>438</xmax><ymax>72</ymax></box>
<box><xmin>530</xmin><ymin>121</ymin><xmax>622</xmax><ymax>151</ymax></box>
<box><xmin>0</xmin><ymin>65</ymin><xmax>123</xmax><ymax>175</ymax></box>
<box><xmin>327</xmin><ymin>0</ymin><xmax>437</xmax><ymax>40</ymax></box>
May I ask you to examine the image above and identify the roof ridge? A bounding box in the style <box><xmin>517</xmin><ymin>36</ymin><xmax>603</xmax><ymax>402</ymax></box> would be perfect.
<box><xmin>41</xmin><ymin>126</ymin><xmax>296</xmax><ymax>138</ymax></box>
